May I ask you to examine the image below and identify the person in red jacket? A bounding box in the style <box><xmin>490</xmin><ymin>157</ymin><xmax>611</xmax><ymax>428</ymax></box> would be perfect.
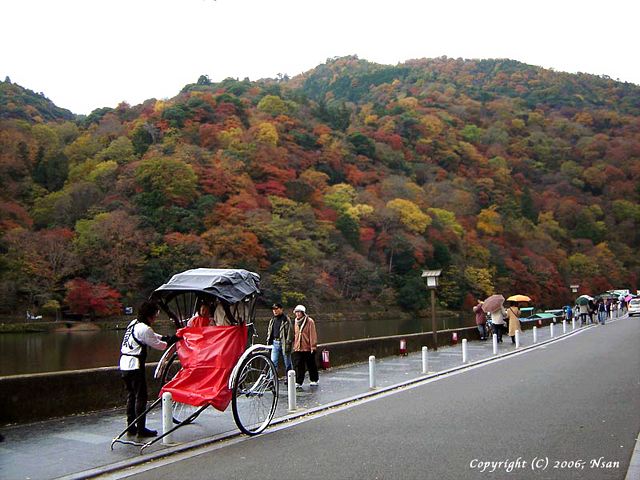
<box><xmin>291</xmin><ymin>304</ymin><xmax>318</xmax><ymax>390</ymax></box>
<box><xmin>187</xmin><ymin>301</ymin><xmax>213</xmax><ymax>328</ymax></box>
<box><xmin>473</xmin><ymin>299</ymin><xmax>488</xmax><ymax>340</ymax></box>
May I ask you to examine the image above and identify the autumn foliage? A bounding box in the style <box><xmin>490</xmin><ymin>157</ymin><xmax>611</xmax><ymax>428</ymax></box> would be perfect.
<box><xmin>0</xmin><ymin>56</ymin><xmax>638</xmax><ymax>318</ymax></box>
<box><xmin>63</xmin><ymin>278</ymin><xmax>122</xmax><ymax>318</ymax></box>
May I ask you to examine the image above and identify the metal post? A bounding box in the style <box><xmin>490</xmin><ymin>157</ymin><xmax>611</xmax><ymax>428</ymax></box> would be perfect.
<box><xmin>572</xmin><ymin>318</ymin><xmax>576</xmax><ymax>330</ymax></box>
<box><xmin>492</xmin><ymin>333</ymin><xmax>498</xmax><ymax>354</ymax></box>
<box><xmin>162</xmin><ymin>392</ymin><xmax>173</xmax><ymax>445</ymax></box>
<box><xmin>515</xmin><ymin>330</ymin><xmax>520</xmax><ymax>348</ymax></box>
<box><xmin>287</xmin><ymin>370</ymin><xmax>296</xmax><ymax>412</ymax></box>
<box><xmin>550</xmin><ymin>323</ymin><xmax>555</xmax><ymax>338</ymax></box>
<box><xmin>562</xmin><ymin>320</ymin><xmax>567</xmax><ymax>334</ymax></box>
<box><xmin>462</xmin><ymin>339</ymin><xmax>468</xmax><ymax>363</ymax></box>
<box><xmin>533</xmin><ymin>326</ymin><xmax>537</xmax><ymax>344</ymax></box>
<box><xmin>369</xmin><ymin>355</ymin><xmax>376</xmax><ymax>389</ymax></box>
<box><xmin>431</xmin><ymin>289</ymin><xmax>438</xmax><ymax>350</ymax></box>
<box><xmin>421</xmin><ymin>346</ymin><xmax>429</xmax><ymax>374</ymax></box>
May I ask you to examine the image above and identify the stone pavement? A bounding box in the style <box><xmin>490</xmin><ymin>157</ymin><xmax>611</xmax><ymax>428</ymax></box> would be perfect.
<box><xmin>0</xmin><ymin>319</ymin><xmax>610</xmax><ymax>480</ymax></box>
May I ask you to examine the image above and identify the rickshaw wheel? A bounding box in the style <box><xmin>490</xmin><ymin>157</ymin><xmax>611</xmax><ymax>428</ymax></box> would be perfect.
<box><xmin>232</xmin><ymin>352</ymin><xmax>278</xmax><ymax>435</ymax></box>
<box><xmin>161</xmin><ymin>352</ymin><xmax>200</xmax><ymax>424</ymax></box>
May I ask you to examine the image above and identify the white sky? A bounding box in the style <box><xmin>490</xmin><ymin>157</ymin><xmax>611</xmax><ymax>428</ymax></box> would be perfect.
<box><xmin>1</xmin><ymin>0</ymin><xmax>638</xmax><ymax>115</ymax></box>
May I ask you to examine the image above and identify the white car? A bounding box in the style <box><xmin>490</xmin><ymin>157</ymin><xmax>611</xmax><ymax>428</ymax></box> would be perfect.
<box><xmin>628</xmin><ymin>298</ymin><xmax>640</xmax><ymax>316</ymax></box>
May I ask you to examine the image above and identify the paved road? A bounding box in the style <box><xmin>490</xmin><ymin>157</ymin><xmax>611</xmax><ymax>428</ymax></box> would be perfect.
<box><xmin>120</xmin><ymin>318</ymin><xmax>640</xmax><ymax>480</ymax></box>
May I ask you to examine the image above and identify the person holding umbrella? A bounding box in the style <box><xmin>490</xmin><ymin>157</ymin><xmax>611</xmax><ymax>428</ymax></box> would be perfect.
<box><xmin>505</xmin><ymin>295</ymin><xmax>529</xmax><ymax>344</ymax></box>
<box><xmin>506</xmin><ymin>301</ymin><xmax>522</xmax><ymax>344</ymax></box>
<box><xmin>473</xmin><ymin>299</ymin><xmax>487</xmax><ymax>340</ymax></box>
<box><xmin>482</xmin><ymin>294</ymin><xmax>506</xmax><ymax>343</ymax></box>
<box><xmin>576</xmin><ymin>295</ymin><xmax>591</xmax><ymax>325</ymax></box>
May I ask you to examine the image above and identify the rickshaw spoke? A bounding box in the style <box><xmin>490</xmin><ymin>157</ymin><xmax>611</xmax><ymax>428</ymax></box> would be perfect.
<box><xmin>232</xmin><ymin>352</ymin><xmax>278</xmax><ymax>435</ymax></box>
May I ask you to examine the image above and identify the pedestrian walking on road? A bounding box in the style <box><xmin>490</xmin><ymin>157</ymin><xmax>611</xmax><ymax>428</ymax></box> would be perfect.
<box><xmin>597</xmin><ymin>299</ymin><xmax>606</xmax><ymax>325</ymax></box>
<box><xmin>579</xmin><ymin>302</ymin><xmax>589</xmax><ymax>325</ymax></box>
<box><xmin>606</xmin><ymin>299</ymin><xmax>613</xmax><ymax>319</ymax></box>
<box><xmin>473</xmin><ymin>300</ymin><xmax>487</xmax><ymax>340</ymax></box>
<box><xmin>291</xmin><ymin>304</ymin><xmax>319</xmax><ymax>389</ymax></box>
<box><xmin>506</xmin><ymin>302</ymin><xmax>521</xmax><ymax>344</ymax></box>
<box><xmin>266</xmin><ymin>303</ymin><xmax>293</xmax><ymax>376</ymax></box>
<box><xmin>564</xmin><ymin>305</ymin><xmax>573</xmax><ymax>323</ymax></box>
<box><xmin>490</xmin><ymin>306</ymin><xmax>506</xmax><ymax>343</ymax></box>
<box><xmin>119</xmin><ymin>301</ymin><xmax>177</xmax><ymax>438</ymax></box>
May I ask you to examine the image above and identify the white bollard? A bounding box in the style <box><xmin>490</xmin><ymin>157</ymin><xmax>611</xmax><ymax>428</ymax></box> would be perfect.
<box><xmin>287</xmin><ymin>370</ymin><xmax>296</xmax><ymax>412</ymax></box>
<box><xmin>562</xmin><ymin>320</ymin><xmax>567</xmax><ymax>334</ymax></box>
<box><xmin>572</xmin><ymin>318</ymin><xmax>576</xmax><ymax>330</ymax></box>
<box><xmin>162</xmin><ymin>391</ymin><xmax>173</xmax><ymax>445</ymax></box>
<box><xmin>421</xmin><ymin>346</ymin><xmax>429</xmax><ymax>374</ymax></box>
<box><xmin>550</xmin><ymin>323</ymin><xmax>555</xmax><ymax>338</ymax></box>
<box><xmin>533</xmin><ymin>326</ymin><xmax>537</xmax><ymax>344</ymax></box>
<box><xmin>492</xmin><ymin>333</ymin><xmax>498</xmax><ymax>354</ymax></box>
<box><xmin>462</xmin><ymin>339</ymin><xmax>468</xmax><ymax>363</ymax></box>
<box><xmin>515</xmin><ymin>330</ymin><xmax>520</xmax><ymax>348</ymax></box>
<box><xmin>369</xmin><ymin>355</ymin><xmax>376</xmax><ymax>389</ymax></box>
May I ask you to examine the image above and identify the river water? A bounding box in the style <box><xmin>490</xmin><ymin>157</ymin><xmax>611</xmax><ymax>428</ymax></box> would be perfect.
<box><xmin>1</xmin><ymin>314</ymin><xmax>471</xmax><ymax>376</ymax></box>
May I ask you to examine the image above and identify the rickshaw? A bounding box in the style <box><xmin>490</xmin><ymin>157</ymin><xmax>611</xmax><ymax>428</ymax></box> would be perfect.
<box><xmin>111</xmin><ymin>268</ymin><xmax>279</xmax><ymax>452</ymax></box>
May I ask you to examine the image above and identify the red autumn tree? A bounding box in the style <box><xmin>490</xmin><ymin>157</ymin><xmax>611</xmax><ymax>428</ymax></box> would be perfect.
<box><xmin>64</xmin><ymin>278</ymin><xmax>122</xmax><ymax>319</ymax></box>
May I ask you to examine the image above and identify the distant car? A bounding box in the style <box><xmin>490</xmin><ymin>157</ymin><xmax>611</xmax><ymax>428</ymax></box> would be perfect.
<box><xmin>628</xmin><ymin>298</ymin><xmax>640</xmax><ymax>316</ymax></box>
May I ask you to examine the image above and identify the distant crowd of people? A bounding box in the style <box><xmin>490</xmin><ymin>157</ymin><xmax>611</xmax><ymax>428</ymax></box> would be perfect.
<box><xmin>565</xmin><ymin>297</ymin><xmax>627</xmax><ymax>326</ymax></box>
<box><xmin>472</xmin><ymin>295</ymin><xmax>629</xmax><ymax>346</ymax></box>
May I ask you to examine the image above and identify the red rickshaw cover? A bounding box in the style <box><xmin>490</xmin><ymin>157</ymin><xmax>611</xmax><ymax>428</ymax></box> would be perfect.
<box><xmin>160</xmin><ymin>325</ymin><xmax>247</xmax><ymax>412</ymax></box>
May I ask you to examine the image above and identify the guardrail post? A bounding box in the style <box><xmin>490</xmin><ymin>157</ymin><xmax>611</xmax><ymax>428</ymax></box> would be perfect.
<box><xmin>462</xmin><ymin>339</ymin><xmax>468</xmax><ymax>363</ymax></box>
<box><xmin>492</xmin><ymin>334</ymin><xmax>498</xmax><ymax>355</ymax></box>
<box><xmin>533</xmin><ymin>326</ymin><xmax>537</xmax><ymax>344</ymax></box>
<box><xmin>162</xmin><ymin>391</ymin><xmax>173</xmax><ymax>445</ymax></box>
<box><xmin>369</xmin><ymin>355</ymin><xmax>376</xmax><ymax>389</ymax></box>
<box><xmin>287</xmin><ymin>370</ymin><xmax>296</xmax><ymax>412</ymax></box>
<box><xmin>515</xmin><ymin>330</ymin><xmax>520</xmax><ymax>348</ymax></box>
<box><xmin>421</xmin><ymin>346</ymin><xmax>429</xmax><ymax>374</ymax></box>
<box><xmin>550</xmin><ymin>323</ymin><xmax>555</xmax><ymax>338</ymax></box>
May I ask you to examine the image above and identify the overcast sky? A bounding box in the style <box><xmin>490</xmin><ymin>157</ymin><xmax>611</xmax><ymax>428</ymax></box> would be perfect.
<box><xmin>2</xmin><ymin>0</ymin><xmax>637</xmax><ymax>115</ymax></box>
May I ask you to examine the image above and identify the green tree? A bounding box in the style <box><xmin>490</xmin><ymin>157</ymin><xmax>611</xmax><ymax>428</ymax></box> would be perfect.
<box><xmin>257</xmin><ymin>95</ymin><xmax>288</xmax><ymax>116</ymax></box>
<box><xmin>96</xmin><ymin>136</ymin><xmax>136</xmax><ymax>164</ymax></box>
<box><xmin>336</xmin><ymin>213</ymin><xmax>360</xmax><ymax>248</ymax></box>
<box><xmin>134</xmin><ymin>157</ymin><xmax>198</xmax><ymax>206</ymax></box>
<box><xmin>395</xmin><ymin>274</ymin><xmax>428</xmax><ymax>311</ymax></box>
<box><xmin>197</xmin><ymin>74</ymin><xmax>211</xmax><ymax>85</ymax></box>
<box><xmin>131</xmin><ymin>124</ymin><xmax>154</xmax><ymax>156</ymax></box>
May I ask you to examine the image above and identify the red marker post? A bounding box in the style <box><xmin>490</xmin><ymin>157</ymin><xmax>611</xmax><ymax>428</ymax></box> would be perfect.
<box><xmin>321</xmin><ymin>349</ymin><xmax>330</xmax><ymax>369</ymax></box>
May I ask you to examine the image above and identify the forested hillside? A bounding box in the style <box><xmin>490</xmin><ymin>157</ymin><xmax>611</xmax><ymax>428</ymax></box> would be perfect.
<box><xmin>1</xmin><ymin>56</ymin><xmax>638</xmax><ymax>318</ymax></box>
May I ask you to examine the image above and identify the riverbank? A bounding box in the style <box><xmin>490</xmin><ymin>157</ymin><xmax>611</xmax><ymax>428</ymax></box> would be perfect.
<box><xmin>0</xmin><ymin>305</ymin><xmax>468</xmax><ymax>334</ymax></box>
<box><xmin>0</xmin><ymin>324</ymin><xmax>481</xmax><ymax>425</ymax></box>
<box><xmin>0</xmin><ymin>314</ymin><xmax>567</xmax><ymax>425</ymax></box>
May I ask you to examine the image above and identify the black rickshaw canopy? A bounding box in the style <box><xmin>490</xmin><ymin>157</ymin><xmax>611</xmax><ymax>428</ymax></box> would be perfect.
<box><xmin>152</xmin><ymin>268</ymin><xmax>260</xmax><ymax>303</ymax></box>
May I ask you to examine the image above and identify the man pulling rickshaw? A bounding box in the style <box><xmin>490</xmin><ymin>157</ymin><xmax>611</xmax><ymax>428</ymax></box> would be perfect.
<box><xmin>112</xmin><ymin>268</ymin><xmax>279</xmax><ymax>452</ymax></box>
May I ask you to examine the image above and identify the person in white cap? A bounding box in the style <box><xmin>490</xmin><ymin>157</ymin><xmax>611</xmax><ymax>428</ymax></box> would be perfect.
<box><xmin>291</xmin><ymin>304</ymin><xmax>319</xmax><ymax>389</ymax></box>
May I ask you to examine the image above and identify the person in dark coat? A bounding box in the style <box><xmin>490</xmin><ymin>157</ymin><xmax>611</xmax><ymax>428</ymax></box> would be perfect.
<box><xmin>266</xmin><ymin>303</ymin><xmax>293</xmax><ymax>375</ymax></box>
